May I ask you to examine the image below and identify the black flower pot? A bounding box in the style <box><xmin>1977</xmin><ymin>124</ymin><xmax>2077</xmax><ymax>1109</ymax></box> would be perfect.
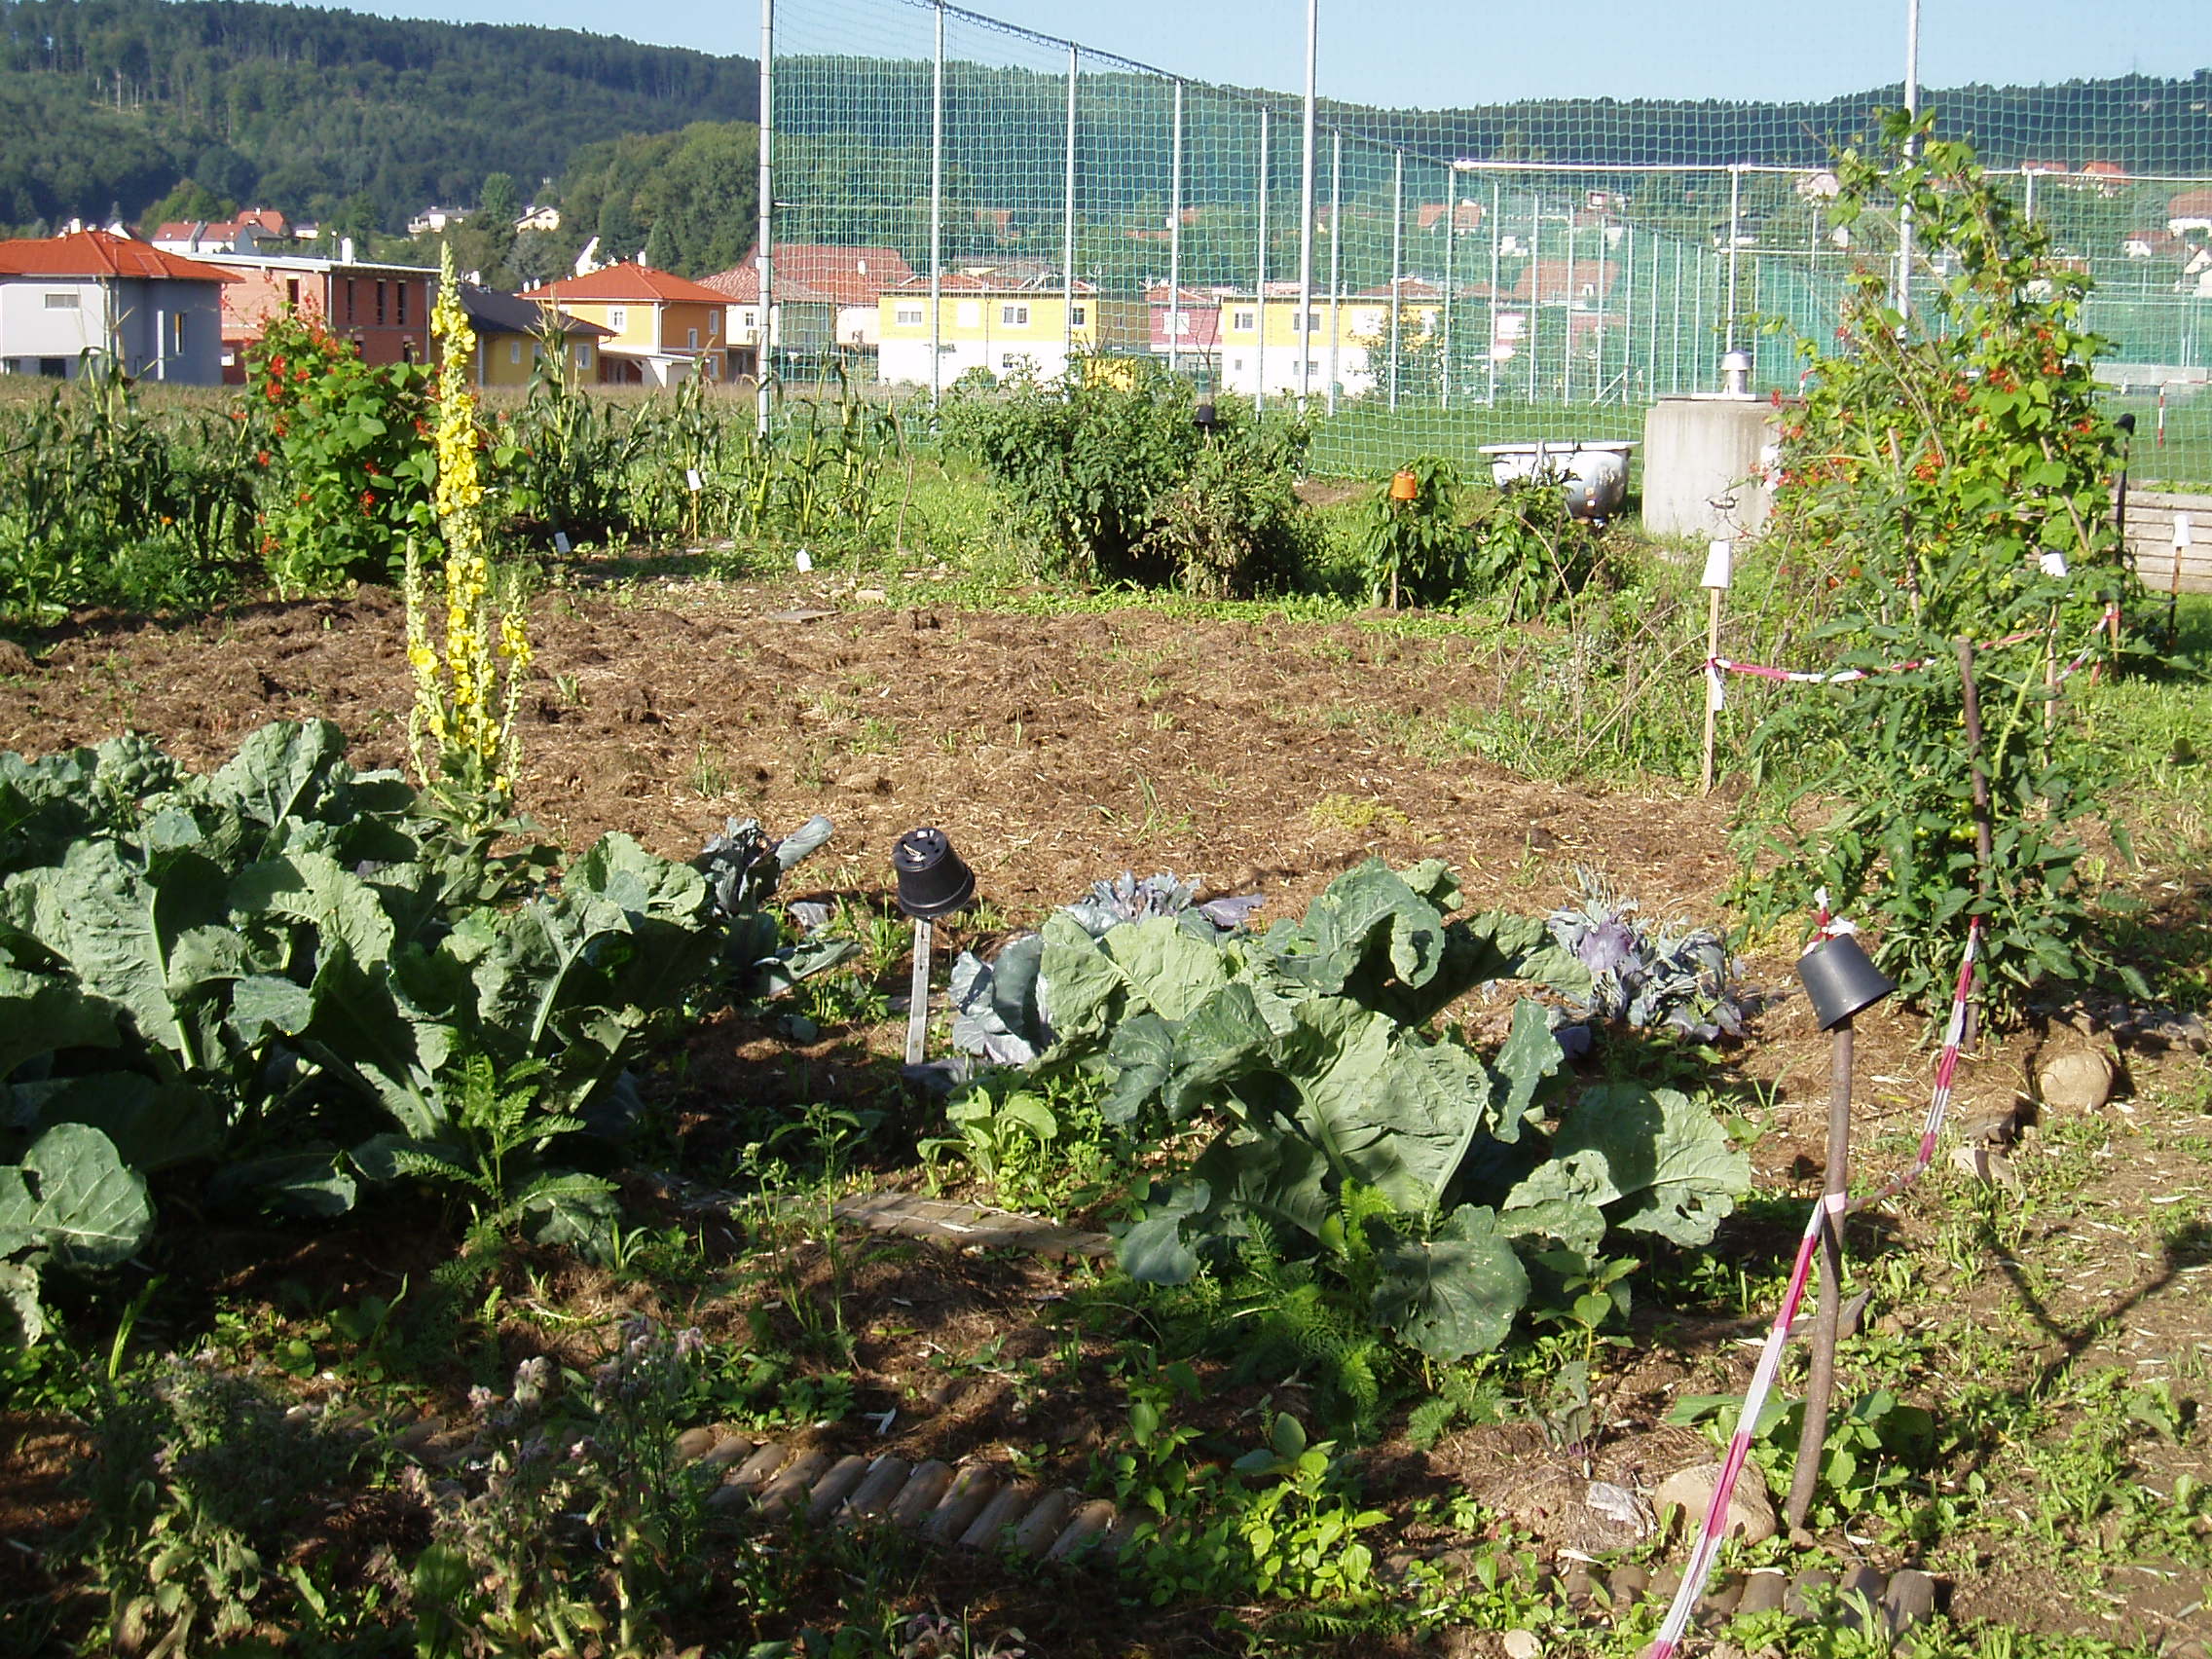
<box><xmin>1797</xmin><ymin>933</ymin><xmax>1896</xmax><ymax>1030</ymax></box>
<box><xmin>893</xmin><ymin>827</ymin><xmax>975</xmax><ymax>919</ymax></box>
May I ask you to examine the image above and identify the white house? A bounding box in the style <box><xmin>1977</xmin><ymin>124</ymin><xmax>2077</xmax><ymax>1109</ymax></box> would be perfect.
<box><xmin>0</xmin><ymin>228</ymin><xmax>233</xmax><ymax>383</ymax></box>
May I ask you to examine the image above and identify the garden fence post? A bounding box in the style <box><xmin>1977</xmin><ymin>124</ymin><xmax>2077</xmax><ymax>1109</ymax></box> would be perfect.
<box><xmin>1326</xmin><ymin>129</ymin><xmax>1342</xmax><ymax>416</ymax></box>
<box><xmin>1725</xmin><ymin>164</ymin><xmax>1742</xmax><ymax>355</ymax></box>
<box><xmin>1298</xmin><ymin>0</ymin><xmax>1317</xmax><ymax>404</ymax></box>
<box><xmin>1699</xmin><ymin>539</ymin><xmax>1731</xmax><ymax>793</ymax></box>
<box><xmin>1255</xmin><ymin>111</ymin><xmax>1269</xmax><ymax>415</ymax></box>
<box><xmin>1441</xmin><ymin>162</ymin><xmax>1455</xmax><ymax>412</ymax></box>
<box><xmin>1489</xmin><ymin>176</ymin><xmax>1501</xmax><ymax>407</ymax></box>
<box><xmin>1168</xmin><ymin>80</ymin><xmax>1184</xmax><ymax>378</ymax></box>
<box><xmin>1783</xmin><ymin>1014</ymin><xmax>1856</xmax><ymax>1531</ymax></box>
<box><xmin>1388</xmin><ymin>149</ymin><xmax>1403</xmax><ymax>412</ymax></box>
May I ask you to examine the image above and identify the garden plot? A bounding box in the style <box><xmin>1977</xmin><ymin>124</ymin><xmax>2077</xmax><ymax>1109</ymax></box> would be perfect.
<box><xmin>2</xmin><ymin>573</ymin><xmax>2207</xmax><ymax>1659</ymax></box>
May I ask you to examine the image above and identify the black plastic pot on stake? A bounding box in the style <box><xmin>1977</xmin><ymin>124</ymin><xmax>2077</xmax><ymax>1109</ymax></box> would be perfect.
<box><xmin>1784</xmin><ymin>929</ymin><xmax>1897</xmax><ymax>1531</ymax></box>
<box><xmin>893</xmin><ymin>827</ymin><xmax>975</xmax><ymax>1070</ymax></box>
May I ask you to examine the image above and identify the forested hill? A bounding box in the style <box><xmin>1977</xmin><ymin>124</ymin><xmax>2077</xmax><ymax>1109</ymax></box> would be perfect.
<box><xmin>0</xmin><ymin>0</ymin><xmax>758</xmax><ymax>232</ymax></box>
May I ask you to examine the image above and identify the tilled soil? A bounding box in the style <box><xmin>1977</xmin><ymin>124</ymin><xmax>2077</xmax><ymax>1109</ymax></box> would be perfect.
<box><xmin>3</xmin><ymin>571</ymin><xmax>2208</xmax><ymax>1654</ymax></box>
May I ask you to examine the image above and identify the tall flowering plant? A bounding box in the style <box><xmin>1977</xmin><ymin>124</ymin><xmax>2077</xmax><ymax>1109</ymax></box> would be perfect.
<box><xmin>406</xmin><ymin>245</ymin><xmax>532</xmax><ymax>826</ymax></box>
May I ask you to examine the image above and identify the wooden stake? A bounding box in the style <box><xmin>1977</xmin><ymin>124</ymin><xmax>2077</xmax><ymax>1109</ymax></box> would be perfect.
<box><xmin>903</xmin><ymin>917</ymin><xmax>934</xmax><ymax>1067</ymax></box>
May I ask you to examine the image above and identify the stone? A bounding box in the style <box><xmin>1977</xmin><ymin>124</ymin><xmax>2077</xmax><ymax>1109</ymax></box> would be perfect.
<box><xmin>2039</xmin><ymin>1048</ymin><xmax>2118</xmax><ymax>1112</ymax></box>
<box><xmin>806</xmin><ymin>1455</ymin><xmax>874</xmax><ymax>1523</ymax></box>
<box><xmin>1837</xmin><ymin>1566</ymin><xmax>1888</xmax><ymax>1636</ymax></box>
<box><xmin>958</xmin><ymin>1480</ymin><xmax>1039</xmax><ymax>1550</ymax></box>
<box><xmin>755</xmin><ymin>1451</ymin><xmax>831</xmax><ymax>1522</ymax></box>
<box><xmin>1883</xmin><ymin>1568</ymin><xmax>1938</xmax><ymax>1633</ymax></box>
<box><xmin>1652</xmin><ymin>1461</ymin><xmax>1779</xmax><ymax>1546</ymax></box>
<box><xmin>728</xmin><ymin>1442</ymin><xmax>789</xmax><ymax>1491</ymax></box>
<box><xmin>701</xmin><ymin>1435</ymin><xmax>756</xmax><ymax>1468</ymax></box>
<box><xmin>887</xmin><ymin>1460</ymin><xmax>956</xmax><ymax>1530</ymax></box>
<box><xmin>1605</xmin><ymin>1565</ymin><xmax>1648</xmax><ymax>1612</ymax></box>
<box><xmin>1010</xmin><ymin>1489</ymin><xmax>1077</xmax><ymax>1556</ymax></box>
<box><xmin>1501</xmin><ymin>1630</ymin><xmax>1543</xmax><ymax>1659</ymax></box>
<box><xmin>921</xmin><ymin>1465</ymin><xmax>999</xmax><ymax>1544</ymax></box>
<box><xmin>1784</xmin><ymin>1567</ymin><xmax>1836</xmax><ymax>1618</ymax></box>
<box><xmin>672</xmin><ymin>1426</ymin><xmax>719</xmax><ymax>1461</ymax></box>
<box><xmin>1045</xmin><ymin>1498</ymin><xmax>1119</xmax><ymax>1561</ymax></box>
<box><xmin>1736</xmin><ymin>1568</ymin><xmax>1788</xmax><ymax>1617</ymax></box>
<box><xmin>838</xmin><ymin>1456</ymin><xmax>912</xmax><ymax>1523</ymax></box>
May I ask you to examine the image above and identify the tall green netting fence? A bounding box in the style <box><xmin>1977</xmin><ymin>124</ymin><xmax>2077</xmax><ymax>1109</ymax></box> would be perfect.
<box><xmin>766</xmin><ymin>0</ymin><xmax>2212</xmax><ymax>487</ymax></box>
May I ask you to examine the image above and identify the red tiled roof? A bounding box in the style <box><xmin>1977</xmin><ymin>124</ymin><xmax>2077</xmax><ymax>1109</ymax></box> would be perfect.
<box><xmin>745</xmin><ymin>244</ymin><xmax>917</xmax><ymax>308</ymax></box>
<box><xmin>699</xmin><ymin>265</ymin><xmax>835</xmax><ymax>305</ymax></box>
<box><xmin>0</xmin><ymin>229</ymin><xmax>238</xmax><ymax>282</ymax></box>
<box><xmin>521</xmin><ymin>261</ymin><xmax>734</xmax><ymax>306</ymax></box>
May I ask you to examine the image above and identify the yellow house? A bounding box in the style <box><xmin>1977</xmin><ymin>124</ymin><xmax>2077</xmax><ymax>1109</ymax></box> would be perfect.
<box><xmin>1215</xmin><ymin>280</ymin><xmax>1444</xmax><ymax>400</ymax></box>
<box><xmin>519</xmin><ymin>262</ymin><xmax>732</xmax><ymax>386</ymax></box>
<box><xmin>876</xmin><ymin>275</ymin><xmax>1146</xmax><ymax>386</ymax></box>
<box><xmin>458</xmin><ymin>284</ymin><xmax>610</xmax><ymax>387</ymax></box>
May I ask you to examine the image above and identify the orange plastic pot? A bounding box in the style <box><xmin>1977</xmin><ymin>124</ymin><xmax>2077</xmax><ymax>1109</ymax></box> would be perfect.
<box><xmin>1388</xmin><ymin>469</ymin><xmax>1419</xmax><ymax>502</ymax></box>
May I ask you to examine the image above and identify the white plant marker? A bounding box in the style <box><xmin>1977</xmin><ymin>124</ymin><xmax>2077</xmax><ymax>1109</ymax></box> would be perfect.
<box><xmin>1701</xmin><ymin>538</ymin><xmax>1733</xmax><ymax>794</ymax></box>
<box><xmin>903</xmin><ymin>918</ymin><xmax>934</xmax><ymax>1066</ymax></box>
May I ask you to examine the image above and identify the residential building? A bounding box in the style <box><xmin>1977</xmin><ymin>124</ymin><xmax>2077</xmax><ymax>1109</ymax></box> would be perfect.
<box><xmin>407</xmin><ymin>206</ymin><xmax>469</xmax><ymax>236</ymax></box>
<box><xmin>699</xmin><ymin>261</ymin><xmax>835</xmax><ymax>379</ymax></box>
<box><xmin>150</xmin><ymin>208</ymin><xmax>291</xmax><ymax>256</ymax></box>
<box><xmin>876</xmin><ymin>274</ymin><xmax>1144</xmax><ymax>386</ymax></box>
<box><xmin>520</xmin><ymin>262</ymin><xmax>731</xmax><ymax>385</ymax></box>
<box><xmin>208</xmin><ymin>251</ymin><xmax>439</xmax><ymax>379</ymax></box>
<box><xmin>515</xmin><ymin>204</ymin><xmax>563</xmax><ymax>234</ymax></box>
<box><xmin>1211</xmin><ymin>281</ymin><xmax>1443</xmax><ymax>401</ymax></box>
<box><xmin>739</xmin><ymin>244</ymin><xmax>918</xmax><ymax>351</ymax></box>
<box><xmin>0</xmin><ymin>228</ymin><xmax>234</xmax><ymax>383</ymax></box>
<box><xmin>456</xmin><ymin>284</ymin><xmax>608</xmax><ymax>387</ymax></box>
<box><xmin>2167</xmin><ymin>190</ymin><xmax>2212</xmax><ymax>237</ymax></box>
<box><xmin>1146</xmin><ymin>283</ymin><xmax>1226</xmax><ymax>366</ymax></box>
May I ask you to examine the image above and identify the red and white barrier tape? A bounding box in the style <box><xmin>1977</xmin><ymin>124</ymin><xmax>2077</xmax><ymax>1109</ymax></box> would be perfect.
<box><xmin>1640</xmin><ymin>920</ymin><xmax>1981</xmax><ymax>1659</ymax></box>
<box><xmin>1704</xmin><ymin>607</ymin><xmax>2119</xmax><ymax>704</ymax></box>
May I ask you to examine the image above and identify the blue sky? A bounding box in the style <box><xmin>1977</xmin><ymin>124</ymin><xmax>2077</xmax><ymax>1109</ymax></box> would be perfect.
<box><xmin>361</xmin><ymin>0</ymin><xmax>2212</xmax><ymax>105</ymax></box>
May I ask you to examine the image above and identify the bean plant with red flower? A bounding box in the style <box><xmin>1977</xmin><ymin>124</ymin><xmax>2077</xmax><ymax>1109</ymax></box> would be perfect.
<box><xmin>247</xmin><ymin>313</ymin><xmax>437</xmax><ymax>595</ymax></box>
<box><xmin>1737</xmin><ymin>111</ymin><xmax>2144</xmax><ymax>1019</ymax></box>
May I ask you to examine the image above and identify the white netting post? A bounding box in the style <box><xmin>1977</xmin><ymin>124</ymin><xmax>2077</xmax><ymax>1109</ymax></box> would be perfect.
<box><xmin>1489</xmin><ymin>175</ymin><xmax>1501</xmax><ymax>405</ymax></box>
<box><xmin>1725</xmin><ymin>163</ymin><xmax>1742</xmax><ymax>355</ymax></box>
<box><xmin>1168</xmin><ymin>79</ymin><xmax>1183</xmax><ymax>378</ymax></box>
<box><xmin>928</xmin><ymin>0</ymin><xmax>943</xmax><ymax>405</ymax></box>
<box><xmin>756</xmin><ymin>0</ymin><xmax>774</xmax><ymax>437</ymax></box>
<box><xmin>1388</xmin><ymin>148</ymin><xmax>1402</xmax><ymax>412</ymax></box>
<box><xmin>1255</xmin><ymin>110</ymin><xmax>1269</xmax><ymax>413</ymax></box>
<box><xmin>1441</xmin><ymin>162</ymin><xmax>1455</xmax><ymax>411</ymax></box>
<box><xmin>1062</xmin><ymin>43</ymin><xmax>1077</xmax><ymax>371</ymax></box>
<box><xmin>1326</xmin><ymin>129</ymin><xmax>1342</xmax><ymax>415</ymax></box>
<box><xmin>1297</xmin><ymin>0</ymin><xmax>1316</xmax><ymax>403</ymax></box>
<box><xmin>1899</xmin><ymin>0</ymin><xmax>1922</xmax><ymax>319</ymax></box>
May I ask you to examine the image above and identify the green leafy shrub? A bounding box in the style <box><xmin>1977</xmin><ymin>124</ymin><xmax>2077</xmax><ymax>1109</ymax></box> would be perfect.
<box><xmin>1738</xmin><ymin>112</ymin><xmax>2137</xmax><ymax>1017</ymax></box>
<box><xmin>943</xmin><ymin>357</ymin><xmax>1311</xmax><ymax>594</ymax></box>
<box><xmin>248</xmin><ymin>313</ymin><xmax>437</xmax><ymax>594</ymax></box>
<box><xmin>1464</xmin><ymin>476</ymin><xmax>1604</xmax><ymax>621</ymax></box>
<box><xmin>1351</xmin><ymin>456</ymin><xmax>1467</xmax><ymax>608</ymax></box>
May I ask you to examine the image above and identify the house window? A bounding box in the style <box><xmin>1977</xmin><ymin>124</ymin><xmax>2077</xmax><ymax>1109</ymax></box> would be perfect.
<box><xmin>608</xmin><ymin>307</ymin><xmax>627</xmax><ymax>332</ymax></box>
<box><xmin>687</xmin><ymin>327</ymin><xmax>699</xmax><ymax>349</ymax></box>
<box><xmin>170</xmin><ymin>312</ymin><xmax>185</xmax><ymax>354</ymax></box>
<box><xmin>1231</xmin><ymin>309</ymin><xmax>1255</xmax><ymax>331</ymax></box>
<box><xmin>43</xmin><ymin>291</ymin><xmax>78</xmax><ymax>309</ymax></box>
<box><xmin>895</xmin><ymin>305</ymin><xmax>924</xmax><ymax>326</ymax></box>
<box><xmin>1169</xmin><ymin>313</ymin><xmax>1191</xmax><ymax>335</ymax></box>
<box><xmin>1070</xmin><ymin>304</ymin><xmax>1087</xmax><ymax>327</ymax></box>
<box><xmin>576</xmin><ymin>345</ymin><xmax>592</xmax><ymax>369</ymax></box>
<box><xmin>1001</xmin><ymin>303</ymin><xmax>1029</xmax><ymax>326</ymax></box>
<box><xmin>396</xmin><ymin>283</ymin><xmax>408</xmax><ymax>325</ymax></box>
<box><xmin>709</xmin><ymin>313</ymin><xmax>720</xmax><ymax>337</ymax></box>
<box><xmin>346</xmin><ymin>279</ymin><xmax>357</xmax><ymax>322</ymax></box>
<box><xmin>375</xmin><ymin>281</ymin><xmax>387</xmax><ymax>325</ymax></box>
<box><xmin>509</xmin><ymin>341</ymin><xmax>524</xmax><ymax>365</ymax></box>
<box><xmin>1289</xmin><ymin>309</ymin><xmax>1313</xmax><ymax>334</ymax></box>
<box><xmin>1231</xmin><ymin>356</ymin><xmax>1245</xmax><ymax>371</ymax></box>
<box><xmin>286</xmin><ymin>278</ymin><xmax>301</xmax><ymax>308</ymax></box>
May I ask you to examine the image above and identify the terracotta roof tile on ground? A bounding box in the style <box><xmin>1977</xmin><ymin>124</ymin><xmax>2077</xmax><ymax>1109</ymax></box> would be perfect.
<box><xmin>0</xmin><ymin>229</ymin><xmax>240</xmax><ymax>282</ymax></box>
<box><xmin>520</xmin><ymin>262</ymin><xmax>734</xmax><ymax>307</ymax></box>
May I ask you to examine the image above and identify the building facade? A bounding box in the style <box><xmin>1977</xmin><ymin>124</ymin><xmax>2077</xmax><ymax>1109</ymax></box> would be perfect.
<box><xmin>0</xmin><ymin>230</ymin><xmax>232</xmax><ymax>384</ymax></box>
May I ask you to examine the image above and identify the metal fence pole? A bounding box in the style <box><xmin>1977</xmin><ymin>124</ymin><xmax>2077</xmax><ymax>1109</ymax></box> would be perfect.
<box><xmin>1388</xmin><ymin>148</ymin><xmax>1402</xmax><ymax>412</ymax></box>
<box><xmin>1326</xmin><ymin>129</ymin><xmax>1342</xmax><ymax>414</ymax></box>
<box><xmin>1617</xmin><ymin>219</ymin><xmax>1633</xmax><ymax>402</ymax></box>
<box><xmin>1297</xmin><ymin>0</ymin><xmax>1317</xmax><ymax>402</ymax></box>
<box><xmin>1899</xmin><ymin>0</ymin><xmax>1921</xmax><ymax>319</ymax></box>
<box><xmin>1256</xmin><ymin>111</ymin><xmax>1270</xmax><ymax>412</ymax></box>
<box><xmin>2024</xmin><ymin>167</ymin><xmax>2037</xmax><ymax>224</ymax></box>
<box><xmin>756</xmin><ymin>0</ymin><xmax>773</xmax><ymax>436</ymax></box>
<box><xmin>1528</xmin><ymin>186</ymin><xmax>1540</xmax><ymax>402</ymax></box>
<box><xmin>1564</xmin><ymin>202</ymin><xmax>1577</xmax><ymax>403</ymax></box>
<box><xmin>1440</xmin><ymin>163</ymin><xmax>1455</xmax><ymax>412</ymax></box>
<box><xmin>1167</xmin><ymin>80</ymin><xmax>1184</xmax><ymax>378</ymax></box>
<box><xmin>1725</xmin><ymin>163</ymin><xmax>1742</xmax><ymax>355</ymax></box>
<box><xmin>1063</xmin><ymin>44</ymin><xmax>1078</xmax><ymax>370</ymax></box>
<box><xmin>929</xmin><ymin>0</ymin><xmax>944</xmax><ymax>405</ymax></box>
<box><xmin>1488</xmin><ymin>176</ymin><xmax>1500</xmax><ymax>405</ymax></box>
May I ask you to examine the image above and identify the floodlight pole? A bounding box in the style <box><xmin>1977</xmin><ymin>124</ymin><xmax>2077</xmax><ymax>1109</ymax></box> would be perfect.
<box><xmin>1899</xmin><ymin>0</ymin><xmax>1921</xmax><ymax>320</ymax></box>
<box><xmin>1297</xmin><ymin>0</ymin><xmax>1317</xmax><ymax>403</ymax></box>
<box><xmin>756</xmin><ymin>0</ymin><xmax>773</xmax><ymax>436</ymax></box>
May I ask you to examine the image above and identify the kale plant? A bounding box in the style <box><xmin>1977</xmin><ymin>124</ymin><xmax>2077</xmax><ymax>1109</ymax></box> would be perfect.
<box><xmin>1536</xmin><ymin>868</ymin><xmax>1748</xmax><ymax>1047</ymax></box>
